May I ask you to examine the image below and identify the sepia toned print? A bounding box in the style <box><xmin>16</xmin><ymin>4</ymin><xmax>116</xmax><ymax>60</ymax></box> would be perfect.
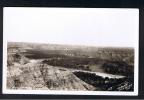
<box><xmin>3</xmin><ymin>8</ymin><xmax>138</xmax><ymax>95</ymax></box>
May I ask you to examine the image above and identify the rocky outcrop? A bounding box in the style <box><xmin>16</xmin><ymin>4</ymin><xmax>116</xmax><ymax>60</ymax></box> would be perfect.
<box><xmin>7</xmin><ymin>62</ymin><xmax>48</xmax><ymax>90</ymax></box>
<box><xmin>39</xmin><ymin>64</ymin><xmax>95</xmax><ymax>90</ymax></box>
<box><xmin>7</xmin><ymin>61</ymin><xmax>96</xmax><ymax>90</ymax></box>
<box><xmin>7</xmin><ymin>52</ymin><xmax>29</xmax><ymax>66</ymax></box>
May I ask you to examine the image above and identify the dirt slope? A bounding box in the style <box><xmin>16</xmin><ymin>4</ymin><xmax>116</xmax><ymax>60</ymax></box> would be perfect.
<box><xmin>7</xmin><ymin>61</ymin><xmax>96</xmax><ymax>90</ymax></box>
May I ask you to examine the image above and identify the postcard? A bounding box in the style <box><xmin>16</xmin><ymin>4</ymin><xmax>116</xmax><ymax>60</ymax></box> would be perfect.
<box><xmin>3</xmin><ymin>8</ymin><xmax>139</xmax><ymax>95</ymax></box>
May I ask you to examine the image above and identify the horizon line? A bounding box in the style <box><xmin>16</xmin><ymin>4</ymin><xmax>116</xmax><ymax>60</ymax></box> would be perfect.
<box><xmin>7</xmin><ymin>41</ymin><xmax>134</xmax><ymax>49</ymax></box>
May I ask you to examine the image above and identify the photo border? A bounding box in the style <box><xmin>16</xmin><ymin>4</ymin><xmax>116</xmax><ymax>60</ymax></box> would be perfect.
<box><xmin>0</xmin><ymin>0</ymin><xmax>144</xmax><ymax>99</ymax></box>
<box><xmin>2</xmin><ymin>7</ymin><xmax>139</xmax><ymax>96</ymax></box>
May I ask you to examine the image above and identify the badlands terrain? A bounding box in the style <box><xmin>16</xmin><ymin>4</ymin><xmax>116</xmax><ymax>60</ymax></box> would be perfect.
<box><xmin>7</xmin><ymin>42</ymin><xmax>134</xmax><ymax>91</ymax></box>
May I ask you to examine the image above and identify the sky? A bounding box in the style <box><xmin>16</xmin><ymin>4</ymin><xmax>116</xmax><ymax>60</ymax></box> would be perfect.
<box><xmin>4</xmin><ymin>8</ymin><xmax>139</xmax><ymax>47</ymax></box>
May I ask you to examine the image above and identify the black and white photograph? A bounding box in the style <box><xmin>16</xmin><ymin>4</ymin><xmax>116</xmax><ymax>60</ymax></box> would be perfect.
<box><xmin>3</xmin><ymin>8</ymin><xmax>139</xmax><ymax>95</ymax></box>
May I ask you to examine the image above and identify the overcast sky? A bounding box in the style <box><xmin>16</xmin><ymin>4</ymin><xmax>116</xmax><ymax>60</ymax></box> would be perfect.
<box><xmin>4</xmin><ymin>8</ymin><xmax>139</xmax><ymax>47</ymax></box>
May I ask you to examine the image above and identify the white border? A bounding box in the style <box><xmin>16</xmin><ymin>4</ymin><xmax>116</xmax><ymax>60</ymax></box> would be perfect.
<box><xmin>2</xmin><ymin>8</ymin><xmax>139</xmax><ymax>96</ymax></box>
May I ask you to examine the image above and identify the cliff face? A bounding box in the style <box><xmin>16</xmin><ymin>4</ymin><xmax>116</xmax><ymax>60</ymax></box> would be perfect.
<box><xmin>39</xmin><ymin>64</ymin><xmax>95</xmax><ymax>90</ymax></box>
<box><xmin>7</xmin><ymin>61</ymin><xmax>95</xmax><ymax>90</ymax></box>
